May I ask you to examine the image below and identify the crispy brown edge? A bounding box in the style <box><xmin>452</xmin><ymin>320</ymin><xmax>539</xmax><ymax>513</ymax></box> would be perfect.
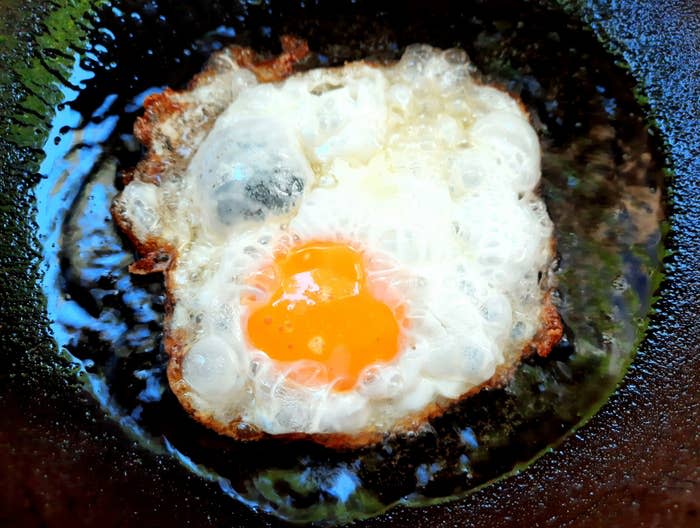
<box><xmin>230</xmin><ymin>35</ymin><xmax>310</xmax><ymax>83</ymax></box>
<box><xmin>113</xmin><ymin>38</ymin><xmax>563</xmax><ymax>449</ymax></box>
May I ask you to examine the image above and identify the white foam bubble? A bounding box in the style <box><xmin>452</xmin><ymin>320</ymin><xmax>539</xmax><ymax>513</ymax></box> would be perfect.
<box><xmin>470</xmin><ymin>111</ymin><xmax>540</xmax><ymax>193</ymax></box>
<box><xmin>358</xmin><ymin>364</ymin><xmax>405</xmax><ymax>399</ymax></box>
<box><xmin>189</xmin><ymin>118</ymin><xmax>313</xmax><ymax>238</ymax></box>
<box><xmin>182</xmin><ymin>335</ymin><xmax>244</xmax><ymax>402</ymax></box>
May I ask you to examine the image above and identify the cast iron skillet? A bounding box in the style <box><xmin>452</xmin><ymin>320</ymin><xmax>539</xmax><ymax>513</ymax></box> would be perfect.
<box><xmin>0</xmin><ymin>0</ymin><xmax>698</xmax><ymax>526</ymax></box>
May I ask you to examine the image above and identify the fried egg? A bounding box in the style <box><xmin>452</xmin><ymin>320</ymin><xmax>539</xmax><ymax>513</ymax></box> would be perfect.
<box><xmin>113</xmin><ymin>38</ymin><xmax>562</xmax><ymax>446</ymax></box>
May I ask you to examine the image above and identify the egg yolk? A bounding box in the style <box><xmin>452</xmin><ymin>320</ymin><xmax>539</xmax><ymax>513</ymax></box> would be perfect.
<box><xmin>245</xmin><ymin>242</ymin><xmax>403</xmax><ymax>391</ymax></box>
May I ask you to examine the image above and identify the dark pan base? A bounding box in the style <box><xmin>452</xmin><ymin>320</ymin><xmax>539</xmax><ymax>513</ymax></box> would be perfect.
<box><xmin>1</xmin><ymin>0</ymin><xmax>698</xmax><ymax>526</ymax></box>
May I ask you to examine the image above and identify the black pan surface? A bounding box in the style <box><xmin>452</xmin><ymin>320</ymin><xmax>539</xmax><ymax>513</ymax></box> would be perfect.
<box><xmin>1</xmin><ymin>0</ymin><xmax>698</xmax><ymax>526</ymax></box>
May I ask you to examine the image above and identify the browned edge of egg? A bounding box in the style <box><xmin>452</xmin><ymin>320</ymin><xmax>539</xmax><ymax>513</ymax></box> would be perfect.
<box><xmin>111</xmin><ymin>37</ymin><xmax>563</xmax><ymax>450</ymax></box>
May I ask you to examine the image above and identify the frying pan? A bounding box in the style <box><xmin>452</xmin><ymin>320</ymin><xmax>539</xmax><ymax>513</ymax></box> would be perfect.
<box><xmin>1</xmin><ymin>0</ymin><xmax>698</xmax><ymax>526</ymax></box>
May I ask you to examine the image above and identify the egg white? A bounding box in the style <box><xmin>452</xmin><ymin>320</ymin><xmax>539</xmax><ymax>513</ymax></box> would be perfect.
<box><xmin>114</xmin><ymin>44</ymin><xmax>555</xmax><ymax>438</ymax></box>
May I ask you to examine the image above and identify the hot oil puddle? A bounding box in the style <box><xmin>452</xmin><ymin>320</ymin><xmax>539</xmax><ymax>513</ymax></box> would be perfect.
<box><xmin>37</xmin><ymin>1</ymin><xmax>665</xmax><ymax>524</ymax></box>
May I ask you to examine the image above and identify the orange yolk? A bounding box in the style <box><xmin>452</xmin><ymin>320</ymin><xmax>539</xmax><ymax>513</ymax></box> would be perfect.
<box><xmin>244</xmin><ymin>242</ymin><xmax>403</xmax><ymax>391</ymax></box>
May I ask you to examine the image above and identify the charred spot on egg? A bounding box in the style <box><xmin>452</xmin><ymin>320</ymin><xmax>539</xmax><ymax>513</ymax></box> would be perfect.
<box><xmin>112</xmin><ymin>37</ymin><xmax>563</xmax><ymax>447</ymax></box>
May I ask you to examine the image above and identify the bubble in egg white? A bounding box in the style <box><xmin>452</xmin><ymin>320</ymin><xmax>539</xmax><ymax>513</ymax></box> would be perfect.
<box><xmin>449</xmin><ymin>147</ymin><xmax>502</xmax><ymax>193</ymax></box>
<box><xmin>444</xmin><ymin>47</ymin><xmax>469</xmax><ymax>65</ymax></box>
<box><xmin>358</xmin><ymin>364</ymin><xmax>405</xmax><ymax>400</ymax></box>
<box><xmin>398</xmin><ymin>44</ymin><xmax>434</xmax><ymax>75</ymax></box>
<box><xmin>190</xmin><ymin>118</ymin><xmax>313</xmax><ymax>237</ymax></box>
<box><xmin>469</xmin><ymin>111</ymin><xmax>541</xmax><ymax>193</ymax></box>
<box><xmin>183</xmin><ymin>335</ymin><xmax>244</xmax><ymax>401</ymax></box>
<box><xmin>268</xmin><ymin>383</ymin><xmax>319</xmax><ymax>433</ymax></box>
<box><xmin>455</xmin><ymin>190</ymin><xmax>548</xmax><ymax>290</ymax></box>
<box><xmin>478</xmin><ymin>292</ymin><xmax>514</xmax><ymax>342</ymax></box>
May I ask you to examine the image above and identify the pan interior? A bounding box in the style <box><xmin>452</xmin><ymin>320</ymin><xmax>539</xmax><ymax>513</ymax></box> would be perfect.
<box><xmin>37</xmin><ymin>0</ymin><xmax>666</xmax><ymax>523</ymax></box>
